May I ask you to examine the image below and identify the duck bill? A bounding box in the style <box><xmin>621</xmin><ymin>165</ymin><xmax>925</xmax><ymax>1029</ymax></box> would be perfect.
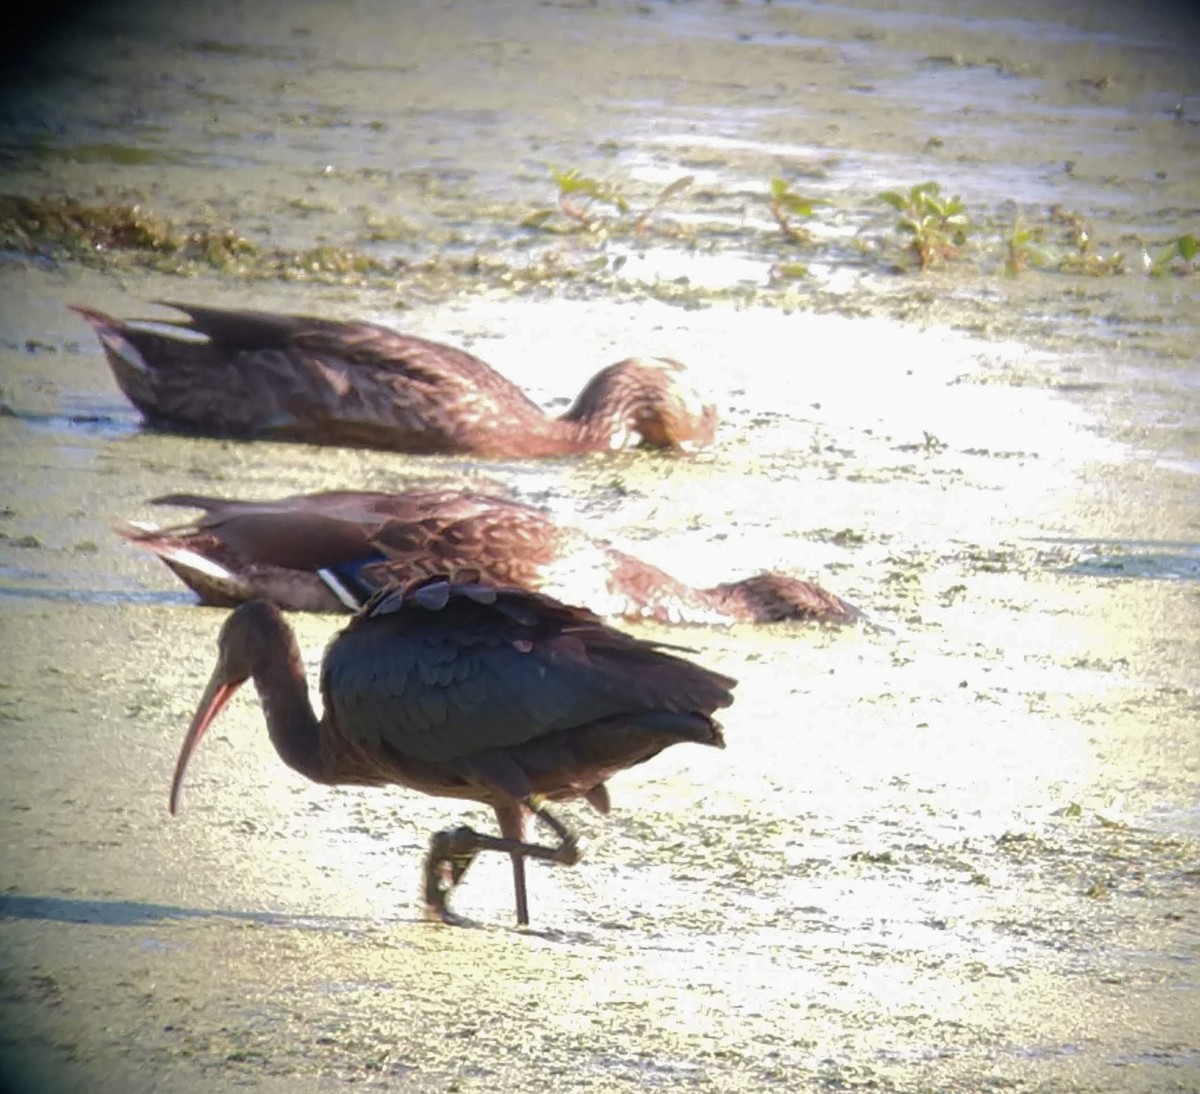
<box><xmin>169</xmin><ymin>672</ymin><xmax>241</xmax><ymax>815</ymax></box>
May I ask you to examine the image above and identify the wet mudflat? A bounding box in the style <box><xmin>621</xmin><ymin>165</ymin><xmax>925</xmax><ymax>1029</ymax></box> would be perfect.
<box><xmin>1</xmin><ymin>2</ymin><xmax>1198</xmax><ymax>1092</ymax></box>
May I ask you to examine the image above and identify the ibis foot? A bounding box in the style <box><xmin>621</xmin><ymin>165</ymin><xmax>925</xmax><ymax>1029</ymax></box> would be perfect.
<box><xmin>423</xmin><ymin>825</ymin><xmax>482</xmax><ymax>926</ymax></box>
<box><xmin>421</xmin><ymin>807</ymin><xmax>585</xmax><ymax>926</ymax></box>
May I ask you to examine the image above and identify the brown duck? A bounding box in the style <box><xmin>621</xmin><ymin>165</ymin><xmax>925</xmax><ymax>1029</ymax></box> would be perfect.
<box><xmin>118</xmin><ymin>488</ymin><xmax>862</xmax><ymax>625</ymax></box>
<box><xmin>72</xmin><ymin>302</ymin><xmax>717</xmax><ymax>455</ymax></box>
<box><xmin>171</xmin><ymin>572</ymin><xmax>736</xmax><ymax>925</ymax></box>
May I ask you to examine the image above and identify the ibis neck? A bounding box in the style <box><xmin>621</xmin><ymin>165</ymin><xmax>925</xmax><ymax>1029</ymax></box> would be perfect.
<box><xmin>251</xmin><ymin>619</ymin><xmax>325</xmax><ymax>782</ymax></box>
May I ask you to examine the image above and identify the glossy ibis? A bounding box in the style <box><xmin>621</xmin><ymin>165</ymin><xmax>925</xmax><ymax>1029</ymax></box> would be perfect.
<box><xmin>72</xmin><ymin>302</ymin><xmax>717</xmax><ymax>455</ymax></box>
<box><xmin>169</xmin><ymin>573</ymin><xmax>737</xmax><ymax>925</ymax></box>
<box><xmin>119</xmin><ymin>488</ymin><xmax>863</xmax><ymax>625</ymax></box>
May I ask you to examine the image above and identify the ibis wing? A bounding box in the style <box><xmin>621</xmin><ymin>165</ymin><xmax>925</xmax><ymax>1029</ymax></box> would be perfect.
<box><xmin>321</xmin><ymin>624</ymin><xmax>610</xmax><ymax>764</ymax></box>
<box><xmin>321</xmin><ymin>598</ymin><xmax>734</xmax><ymax>765</ymax></box>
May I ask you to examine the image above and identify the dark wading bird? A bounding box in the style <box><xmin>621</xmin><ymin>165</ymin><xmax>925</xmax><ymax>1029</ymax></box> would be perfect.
<box><xmin>72</xmin><ymin>302</ymin><xmax>717</xmax><ymax>456</ymax></box>
<box><xmin>170</xmin><ymin>573</ymin><xmax>736</xmax><ymax>926</ymax></box>
<box><xmin>120</xmin><ymin>488</ymin><xmax>862</xmax><ymax>625</ymax></box>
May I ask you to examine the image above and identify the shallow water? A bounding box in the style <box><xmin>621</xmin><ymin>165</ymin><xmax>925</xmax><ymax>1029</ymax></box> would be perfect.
<box><xmin>1</xmin><ymin>2</ymin><xmax>1198</xmax><ymax>1092</ymax></box>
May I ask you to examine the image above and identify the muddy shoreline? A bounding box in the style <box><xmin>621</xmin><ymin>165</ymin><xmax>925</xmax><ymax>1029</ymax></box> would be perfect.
<box><xmin>2</xmin><ymin>2</ymin><xmax>1198</xmax><ymax>1092</ymax></box>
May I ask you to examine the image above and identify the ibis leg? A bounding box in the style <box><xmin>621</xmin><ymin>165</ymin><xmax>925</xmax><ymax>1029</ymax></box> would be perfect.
<box><xmin>422</xmin><ymin>797</ymin><xmax>582</xmax><ymax>926</ymax></box>
<box><xmin>495</xmin><ymin>802</ymin><xmax>531</xmax><ymax>927</ymax></box>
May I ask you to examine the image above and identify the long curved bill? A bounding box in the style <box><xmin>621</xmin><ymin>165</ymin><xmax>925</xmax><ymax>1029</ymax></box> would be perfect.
<box><xmin>169</xmin><ymin>671</ymin><xmax>241</xmax><ymax>815</ymax></box>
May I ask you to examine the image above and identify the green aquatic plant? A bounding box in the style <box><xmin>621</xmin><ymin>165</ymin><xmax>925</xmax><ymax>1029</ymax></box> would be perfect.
<box><xmin>285</xmin><ymin>244</ymin><xmax>384</xmax><ymax>279</ymax></box>
<box><xmin>878</xmin><ymin>181</ymin><xmax>970</xmax><ymax>270</ymax></box>
<box><xmin>519</xmin><ymin>168</ymin><xmax>630</xmax><ymax>233</ymax></box>
<box><xmin>0</xmin><ymin>190</ymin><xmax>753</xmax><ymax>307</ymax></box>
<box><xmin>522</xmin><ymin>169</ymin><xmax>693</xmax><ymax>238</ymax></box>
<box><xmin>1004</xmin><ymin>217</ymin><xmax>1048</xmax><ymax>276</ymax></box>
<box><xmin>188</xmin><ymin>227</ymin><xmax>260</xmax><ymax>270</ymax></box>
<box><xmin>0</xmin><ymin>192</ymin><xmax>399</xmax><ymax>282</ymax></box>
<box><xmin>552</xmin><ymin>167</ymin><xmax>630</xmax><ymax>228</ymax></box>
<box><xmin>1150</xmin><ymin>233</ymin><xmax>1198</xmax><ymax>276</ymax></box>
<box><xmin>0</xmin><ymin>193</ymin><xmax>179</xmax><ymax>253</ymax></box>
<box><xmin>0</xmin><ymin>192</ymin><xmax>269</xmax><ymax>273</ymax></box>
<box><xmin>768</xmin><ymin>177</ymin><xmax>826</xmax><ymax>244</ymax></box>
<box><xmin>1006</xmin><ymin>205</ymin><xmax>1122</xmax><ymax>277</ymax></box>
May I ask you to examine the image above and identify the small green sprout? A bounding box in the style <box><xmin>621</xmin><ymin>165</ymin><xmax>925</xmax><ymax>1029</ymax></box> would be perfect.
<box><xmin>879</xmin><ymin>181</ymin><xmax>970</xmax><ymax>270</ymax></box>
<box><xmin>1005</xmin><ymin>217</ymin><xmax>1048</xmax><ymax>276</ymax></box>
<box><xmin>553</xmin><ymin>168</ymin><xmax>629</xmax><ymax>223</ymax></box>
<box><xmin>522</xmin><ymin>170</ymin><xmax>691</xmax><ymax>238</ymax></box>
<box><xmin>768</xmin><ymin>177</ymin><xmax>826</xmax><ymax>244</ymax></box>
<box><xmin>521</xmin><ymin>168</ymin><xmax>629</xmax><ymax>232</ymax></box>
<box><xmin>1151</xmin><ymin>233</ymin><xmax>1198</xmax><ymax>276</ymax></box>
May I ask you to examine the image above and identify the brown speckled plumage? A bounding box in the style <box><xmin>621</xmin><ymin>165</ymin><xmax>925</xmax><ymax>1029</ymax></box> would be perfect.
<box><xmin>73</xmin><ymin>302</ymin><xmax>717</xmax><ymax>456</ymax></box>
<box><xmin>118</xmin><ymin>489</ymin><xmax>862</xmax><ymax>626</ymax></box>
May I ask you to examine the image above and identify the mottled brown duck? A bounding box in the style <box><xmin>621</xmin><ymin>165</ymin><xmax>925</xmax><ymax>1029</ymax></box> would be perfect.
<box><xmin>170</xmin><ymin>572</ymin><xmax>736</xmax><ymax>925</ymax></box>
<box><xmin>119</xmin><ymin>488</ymin><xmax>862</xmax><ymax>625</ymax></box>
<box><xmin>72</xmin><ymin>302</ymin><xmax>717</xmax><ymax>455</ymax></box>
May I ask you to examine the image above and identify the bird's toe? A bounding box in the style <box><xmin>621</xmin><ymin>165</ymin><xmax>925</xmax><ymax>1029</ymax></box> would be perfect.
<box><xmin>422</xmin><ymin>900</ymin><xmax>473</xmax><ymax>928</ymax></box>
<box><xmin>557</xmin><ymin>834</ymin><xmax>584</xmax><ymax>867</ymax></box>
